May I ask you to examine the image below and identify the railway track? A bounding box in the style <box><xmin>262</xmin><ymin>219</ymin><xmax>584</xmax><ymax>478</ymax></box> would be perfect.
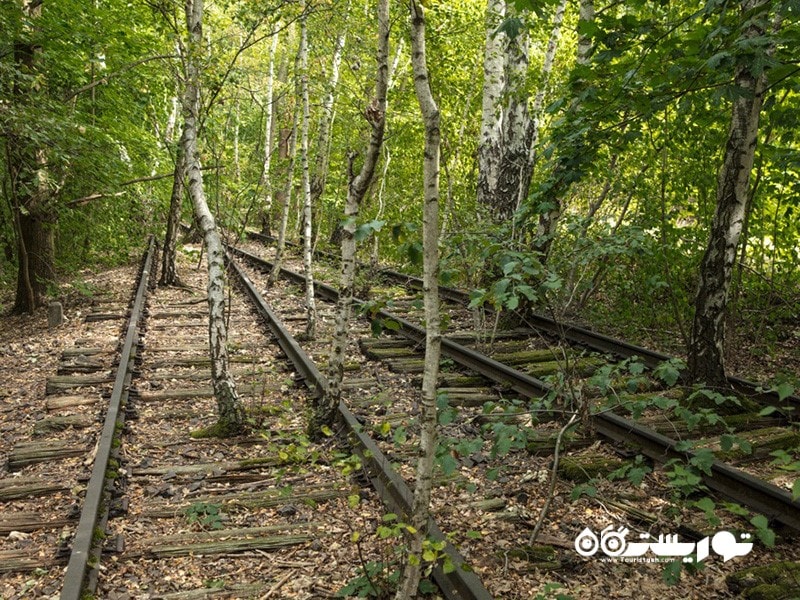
<box><xmin>0</xmin><ymin>242</ymin><xmax>153</xmax><ymax>597</ymax></box>
<box><xmin>1</xmin><ymin>239</ymin><xmax>492</xmax><ymax>599</ymax></box>
<box><xmin>230</xmin><ymin>238</ymin><xmax>800</xmax><ymax>595</ymax></box>
<box><xmin>2</xmin><ymin>230</ymin><xmax>798</xmax><ymax>599</ymax></box>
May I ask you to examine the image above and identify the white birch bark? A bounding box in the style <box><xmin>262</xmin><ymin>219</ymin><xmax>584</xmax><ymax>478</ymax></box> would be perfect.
<box><xmin>269</xmin><ymin>106</ymin><xmax>298</xmax><ymax>285</ymax></box>
<box><xmin>310</xmin><ymin>19</ymin><xmax>347</xmax><ymax>204</ymax></box>
<box><xmin>260</xmin><ymin>29</ymin><xmax>280</xmax><ymax>236</ymax></box>
<box><xmin>182</xmin><ymin>0</ymin><xmax>245</xmax><ymax>435</ymax></box>
<box><xmin>689</xmin><ymin>0</ymin><xmax>775</xmax><ymax>386</ymax></box>
<box><xmin>496</xmin><ymin>2</ymin><xmax>531</xmax><ymax>220</ymax></box>
<box><xmin>395</xmin><ymin>2</ymin><xmax>441</xmax><ymax>597</ymax></box>
<box><xmin>299</xmin><ymin>16</ymin><xmax>317</xmax><ymax>339</ymax></box>
<box><xmin>476</xmin><ymin>0</ymin><xmax>506</xmax><ymax>214</ymax></box>
<box><xmin>311</xmin><ymin>0</ymin><xmax>389</xmax><ymax>437</ymax></box>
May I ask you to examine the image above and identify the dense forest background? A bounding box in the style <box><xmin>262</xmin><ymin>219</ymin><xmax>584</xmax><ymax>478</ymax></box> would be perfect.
<box><xmin>1</xmin><ymin>0</ymin><xmax>798</xmax><ymax>387</ymax></box>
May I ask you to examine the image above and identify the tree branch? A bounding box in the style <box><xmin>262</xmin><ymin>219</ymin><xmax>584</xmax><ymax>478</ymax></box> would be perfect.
<box><xmin>63</xmin><ymin>54</ymin><xmax>178</xmax><ymax>102</ymax></box>
<box><xmin>66</xmin><ymin>191</ymin><xmax>126</xmax><ymax>207</ymax></box>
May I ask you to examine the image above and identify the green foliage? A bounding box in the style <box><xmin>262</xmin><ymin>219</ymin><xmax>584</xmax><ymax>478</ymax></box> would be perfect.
<box><xmin>463</xmin><ymin>242</ymin><xmax>552</xmax><ymax>312</ymax></box>
<box><xmin>663</xmin><ymin>457</ymin><xmax>707</xmax><ymax>498</ymax></box>
<box><xmin>185</xmin><ymin>502</ymin><xmax>225</xmax><ymax>530</ymax></box>
<box><xmin>338</xmin><ymin>514</ymin><xmax>445</xmax><ymax>599</ymax></box>
<box><xmin>608</xmin><ymin>454</ymin><xmax>652</xmax><ymax>487</ymax></box>
<box><xmin>336</xmin><ymin>560</ymin><xmax>398</xmax><ymax>598</ymax></box>
<box><xmin>570</xmin><ymin>480</ymin><xmax>598</xmax><ymax>501</ymax></box>
<box><xmin>654</xmin><ymin>358</ymin><xmax>686</xmax><ymax>387</ymax></box>
<box><xmin>436</xmin><ymin>392</ymin><xmax>457</xmax><ymax>426</ymax></box>
<box><xmin>532</xmin><ymin>582</ymin><xmax>573</xmax><ymax>600</ymax></box>
<box><xmin>749</xmin><ymin>514</ymin><xmax>776</xmax><ymax>547</ymax></box>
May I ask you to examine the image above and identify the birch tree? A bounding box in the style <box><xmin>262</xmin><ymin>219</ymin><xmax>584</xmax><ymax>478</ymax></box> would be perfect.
<box><xmin>476</xmin><ymin>0</ymin><xmax>505</xmax><ymax>217</ymax></box>
<box><xmin>161</xmin><ymin>75</ymin><xmax>186</xmax><ymax>288</ymax></box>
<box><xmin>298</xmin><ymin>14</ymin><xmax>318</xmax><ymax>339</ymax></box>
<box><xmin>496</xmin><ymin>2</ymin><xmax>532</xmax><ymax>220</ymax></box>
<box><xmin>268</xmin><ymin>103</ymin><xmax>298</xmax><ymax>286</ymax></box>
<box><xmin>688</xmin><ymin>0</ymin><xmax>776</xmax><ymax>386</ymax></box>
<box><xmin>160</xmin><ymin>128</ymin><xmax>187</xmax><ymax>287</ymax></box>
<box><xmin>182</xmin><ymin>0</ymin><xmax>246</xmax><ymax>436</ymax></box>
<box><xmin>258</xmin><ymin>29</ymin><xmax>280</xmax><ymax>237</ymax></box>
<box><xmin>310</xmin><ymin>0</ymin><xmax>389</xmax><ymax>438</ymax></box>
<box><xmin>395</xmin><ymin>1</ymin><xmax>441</xmax><ymax>596</ymax></box>
<box><xmin>310</xmin><ymin>17</ymin><xmax>347</xmax><ymax>206</ymax></box>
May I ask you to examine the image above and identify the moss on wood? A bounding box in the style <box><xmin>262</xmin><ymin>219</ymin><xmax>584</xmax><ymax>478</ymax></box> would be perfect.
<box><xmin>558</xmin><ymin>452</ymin><xmax>628</xmax><ymax>482</ymax></box>
<box><xmin>726</xmin><ymin>561</ymin><xmax>800</xmax><ymax>599</ymax></box>
<box><xmin>499</xmin><ymin>545</ymin><xmax>561</xmax><ymax>570</ymax></box>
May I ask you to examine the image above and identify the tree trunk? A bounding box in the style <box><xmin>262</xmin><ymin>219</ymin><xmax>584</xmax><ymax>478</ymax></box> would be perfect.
<box><xmin>160</xmin><ymin>129</ymin><xmax>187</xmax><ymax>287</ymax></box>
<box><xmin>310</xmin><ymin>20</ymin><xmax>347</xmax><ymax>206</ymax></box>
<box><xmin>8</xmin><ymin>0</ymin><xmax>55</xmax><ymax>315</ymax></box>
<box><xmin>12</xmin><ymin>208</ymin><xmax>55</xmax><ymax>314</ymax></box>
<box><xmin>182</xmin><ymin>0</ymin><xmax>245</xmax><ymax>436</ymax></box>
<box><xmin>395</xmin><ymin>2</ymin><xmax>441</xmax><ymax>597</ymax></box>
<box><xmin>476</xmin><ymin>0</ymin><xmax>506</xmax><ymax>217</ymax></box>
<box><xmin>259</xmin><ymin>29</ymin><xmax>280</xmax><ymax>238</ymax></box>
<box><xmin>495</xmin><ymin>2</ymin><xmax>531</xmax><ymax>221</ymax></box>
<box><xmin>298</xmin><ymin>15</ymin><xmax>317</xmax><ymax>340</ymax></box>
<box><xmin>688</xmin><ymin>0</ymin><xmax>775</xmax><ymax>387</ymax></box>
<box><xmin>310</xmin><ymin>0</ymin><xmax>389</xmax><ymax>438</ymax></box>
<box><xmin>268</xmin><ymin>108</ymin><xmax>298</xmax><ymax>286</ymax></box>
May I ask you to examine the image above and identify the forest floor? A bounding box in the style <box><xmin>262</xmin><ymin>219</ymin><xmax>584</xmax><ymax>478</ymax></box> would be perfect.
<box><xmin>0</xmin><ymin>257</ymin><xmax>798</xmax><ymax>600</ymax></box>
<box><xmin>575</xmin><ymin>303</ymin><xmax>800</xmax><ymax>390</ymax></box>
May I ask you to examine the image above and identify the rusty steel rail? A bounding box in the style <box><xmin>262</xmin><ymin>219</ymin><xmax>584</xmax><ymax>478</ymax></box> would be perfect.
<box><xmin>226</xmin><ymin>253</ymin><xmax>493</xmax><ymax>600</ymax></box>
<box><xmin>61</xmin><ymin>237</ymin><xmax>156</xmax><ymax>600</ymax></box>
<box><xmin>229</xmin><ymin>245</ymin><xmax>800</xmax><ymax>534</ymax></box>
<box><xmin>245</xmin><ymin>231</ymin><xmax>800</xmax><ymax>413</ymax></box>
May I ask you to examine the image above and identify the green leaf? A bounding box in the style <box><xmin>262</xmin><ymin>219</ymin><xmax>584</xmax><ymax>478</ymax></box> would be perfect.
<box><xmin>720</xmin><ymin>434</ymin><xmax>734</xmax><ymax>452</ymax></box>
<box><xmin>370</xmin><ymin>319</ymin><xmax>383</xmax><ymax>337</ymax></box>
<box><xmin>776</xmin><ymin>382</ymin><xmax>794</xmax><ymax>402</ymax></box>
<box><xmin>438</xmin><ymin>453</ymin><xmax>459</xmax><ymax>476</ymax></box>
<box><xmin>442</xmin><ymin>558</ymin><xmax>456</xmax><ymax>574</ymax></box>
<box><xmin>466</xmin><ymin>530</ymin><xmax>482</xmax><ymax>539</ymax></box>
<box><xmin>383</xmin><ymin>319</ymin><xmax>400</xmax><ymax>331</ymax></box>
<box><xmin>792</xmin><ymin>479</ymin><xmax>800</xmax><ymax>501</ymax></box>
<box><xmin>750</xmin><ymin>514</ymin><xmax>776</xmax><ymax>547</ymax></box>
<box><xmin>693</xmin><ymin>497</ymin><xmax>715</xmax><ymax>513</ymax></box>
<box><xmin>393</xmin><ymin>426</ymin><xmax>407</xmax><ymax>445</ymax></box>
<box><xmin>628</xmin><ymin>360</ymin><xmax>646</xmax><ymax>376</ymax></box>
<box><xmin>377</xmin><ymin>525</ymin><xmax>394</xmax><ymax>539</ymax></box>
<box><xmin>654</xmin><ymin>359</ymin><xmax>684</xmax><ymax>386</ymax></box>
<box><xmin>496</xmin><ymin>16</ymin><xmax>523</xmax><ymax>40</ymax></box>
<box><xmin>406</xmin><ymin>241</ymin><xmax>423</xmax><ymax>266</ymax></box>
<box><xmin>662</xmin><ymin>560</ymin><xmax>682</xmax><ymax>586</ymax></box>
<box><xmin>468</xmin><ymin>289</ymin><xmax>486</xmax><ymax>309</ymax></box>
